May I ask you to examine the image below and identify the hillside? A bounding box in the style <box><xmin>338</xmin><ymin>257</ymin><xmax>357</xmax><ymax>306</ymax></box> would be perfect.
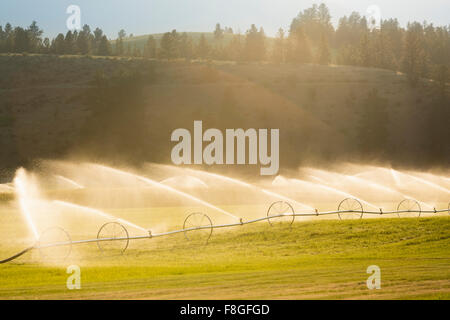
<box><xmin>113</xmin><ymin>32</ymin><xmax>242</xmax><ymax>51</ymax></box>
<box><xmin>0</xmin><ymin>53</ymin><xmax>448</xmax><ymax>181</ymax></box>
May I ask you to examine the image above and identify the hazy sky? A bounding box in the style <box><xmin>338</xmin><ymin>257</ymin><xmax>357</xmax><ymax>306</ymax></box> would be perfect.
<box><xmin>1</xmin><ymin>0</ymin><xmax>449</xmax><ymax>39</ymax></box>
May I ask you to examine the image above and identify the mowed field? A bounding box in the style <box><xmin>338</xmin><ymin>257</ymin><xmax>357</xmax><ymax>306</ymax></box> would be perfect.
<box><xmin>0</xmin><ymin>206</ymin><xmax>449</xmax><ymax>300</ymax></box>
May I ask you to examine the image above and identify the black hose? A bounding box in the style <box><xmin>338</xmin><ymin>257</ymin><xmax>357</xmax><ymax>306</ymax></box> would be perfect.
<box><xmin>0</xmin><ymin>246</ymin><xmax>34</xmax><ymax>264</ymax></box>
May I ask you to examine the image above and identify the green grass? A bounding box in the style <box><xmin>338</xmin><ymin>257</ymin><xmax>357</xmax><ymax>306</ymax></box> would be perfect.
<box><xmin>0</xmin><ymin>216</ymin><xmax>449</xmax><ymax>299</ymax></box>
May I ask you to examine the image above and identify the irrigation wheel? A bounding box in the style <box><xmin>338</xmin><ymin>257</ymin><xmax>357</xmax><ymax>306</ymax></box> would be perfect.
<box><xmin>397</xmin><ymin>199</ymin><xmax>421</xmax><ymax>218</ymax></box>
<box><xmin>97</xmin><ymin>222</ymin><xmax>129</xmax><ymax>255</ymax></box>
<box><xmin>183</xmin><ymin>212</ymin><xmax>213</xmax><ymax>244</ymax></box>
<box><xmin>337</xmin><ymin>198</ymin><xmax>364</xmax><ymax>220</ymax></box>
<box><xmin>267</xmin><ymin>201</ymin><xmax>295</xmax><ymax>226</ymax></box>
<box><xmin>38</xmin><ymin>227</ymin><xmax>72</xmax><ymax>262</ymax></box>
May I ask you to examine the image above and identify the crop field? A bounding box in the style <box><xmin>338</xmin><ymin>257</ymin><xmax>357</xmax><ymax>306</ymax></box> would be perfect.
<box><xmin>0</xmin><ymin>202</ymin><xmax>449</xmax><ymax>300</ymax></box>
<box><xmin>0</xmin><ymin>161</ymin><xmax>448</xmax><ymax>300</ymax></box>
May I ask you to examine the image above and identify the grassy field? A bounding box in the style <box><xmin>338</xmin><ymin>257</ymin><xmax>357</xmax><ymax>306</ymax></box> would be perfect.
<box><xmin>0</xmin><ymin>214</ymin><xmax>449</xmax><ymax>300</ymax></box>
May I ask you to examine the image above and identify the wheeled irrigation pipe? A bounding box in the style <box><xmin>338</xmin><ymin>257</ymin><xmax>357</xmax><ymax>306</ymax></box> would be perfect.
<box><xmin>1</xmin><ymin>198</ymin><xmax>449</xmax><ymax>264</ymax></box>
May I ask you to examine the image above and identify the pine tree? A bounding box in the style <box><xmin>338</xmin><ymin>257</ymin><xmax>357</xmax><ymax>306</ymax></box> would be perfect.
<box><xmin>272</xmin><ymin>28</ymin><xmax>285</xmax><ymax>63</ymax></box>
<box><xmin>115</xmin><ymin>38</ymin><xmax>123</xmax><ymax>56</ymax></box>
<box><xmin>115</xmin><ymin>29</ymin><xmax>126</xmax><ymax>56</ymax></box>
<box><xmin>214</xmin><ymin>23</ymin><xmax>224</xmax><ymax>41</ymax></box>
<box><xmin>52</xmin><ymin>33</ymin><xmax>65</xmax><ymax>54</ymax></box>
<box><xmin>4</xmin><ymin>23</ymin><xmax>13</xmax><ymax>52</ymax></box>
<box><xmin>77</xmin><ymin>24</ymin><xmax>92</xmax><ymax>55</ymax></box>
<box><xmin>64</xmin><ymin>30</ymin><xmax>77</xmax><ymax>54</ymax></box>
<box><xmin>358</xmin><ymin>32</ymin><xmax>372</xmax><ymax>67</ymax></box>
<box><xmin>27</xmin><ymin>21</ymin><xmax>43</xmax><ymax>52</ymax></box>
<box><xmin>144</xmin><ymin>35</ymin><xmax>157</xmax><ymax>58</ymax></box>
<box><xmin>337</xmin><ymin>44</ymin><xmax>359</xmax><ymax>65</ymax></box>
<box><xmin>179</xmin><ymin>32</ymin><xmax>193</xmax><ymax>60</ymax></box>
<box><xmin>287</xmin><ymin>27</ymin><xmax>311</xmax><ymax>63</ymax></box>
<box><xmin>160</xmin><ymin>30</ymin><xmax>180</xmax><ymax>59</ymax></box>
<box><xmin>317</xmin><ymin>33</ymin><xmax>330</xmax><ymax>65</ymax></box>
<box><xmin>196</xmin><ymin>34</ymin><xmax>210</xmax><ymax>59</ymax></box>
<box><xmin>97</xmin><ymin>35</ymin><xmax>112</xmax><ymax>56</ymax></box>
<box><xmin>244</xmin><ymin>24</ymin><xmax>266</xmax><ymax>61</ymax></box>
<box><xmin>13</xmin><ymin>27</ymin><xmax>30</xmax><ymax>52</ymax></box>
<box><xmin>226</xmin><ymin>33</ymin><xmax>243</xmax><ymax>61</ymax></box>
<box><xmin>379</xmin><ymin>19</ymin><xmax>402</xmax><ymax>70</ymax></box>
<box><xmin>403</xmin><ymin>22</ymin><xmax>427</xmax><ymax>86</ymax></box>
<box><xmin>93</xmin><ymin>28</ymin><xmax>104</xmax><ymax>54</ymax></box>
<box><xmin>290</xmin><ymin>3</ymin><xmax>334</xmax><ymax>47</ymax></box>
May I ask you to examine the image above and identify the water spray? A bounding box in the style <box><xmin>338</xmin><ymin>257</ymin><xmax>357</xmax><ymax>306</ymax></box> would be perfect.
<box><xmin>54</xmin><ymin>175</ymin><xmax>84</xmax><ymax>189</ymax></box>
<box><xmin>91</xmin><ymin>164</ymin><xmax>241</xmax><ymax>221</ymax></box>
<box><xmin>52</xmin><ymin>200</ymin><xmax>148</xmax><ymax>233</ymax></box>
<box><xmin>295</xmin><ymin>176</ymin><xmax>380</xmax><ymax>211</ymax></box>
<box><xmin>13</xmin><ymin>169</ymin><xmax>39</xmax><ymax>240</ymax></box>
<box><xmin>2</xmin><ymin>165</ymin><xmax>449</xmax><ymax>264</ymax></box>
<box><xmin>402</xmin><ymin>172</ymin><xmax>450</xmax><ymax>194</ymax></box>
<box><xmin>177</xmin><ymin>167</ymin><xmax>315</xmax><ymax>211</ymax></box>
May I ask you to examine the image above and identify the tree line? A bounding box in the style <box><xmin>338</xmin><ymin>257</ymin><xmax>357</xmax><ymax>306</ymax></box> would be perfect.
<box><xmin>0</xmin><ymin>22</ymin><xmax>112</xmax><ymax>56</ymax></box>
<box><xmin>1</xmin><ymin>3</ymin><xmax>449</xmax><ymax>84</ymax></box>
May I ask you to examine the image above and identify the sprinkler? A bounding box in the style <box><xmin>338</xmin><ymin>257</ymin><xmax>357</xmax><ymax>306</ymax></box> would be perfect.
<box><xmin>266</xmin><ymin>201</ymin><xmax>295</xmax><ymax>226</ymax></box>
<box><xmin>337</xmin><ymin>198</ymin><xmax>364</xmax><ymax>220</ymax></box>
<box><xmin>97</xmin><ymin>222</ymin><xmax>130</xmax><ymax>255</ymax></box>
<box><xmin>1</xmin><ymin>201</ymin><xmax>449</xmax><ymax>264</ymax></box>
<box><xmin>397</xmin><ymin>199</ymin><xmax>421</xmax><ymax>218</ymax></box>
<box><xmin>183</xmin><ymin>212</ymin><xmax>213</xmax><ymax>244</ymax></box>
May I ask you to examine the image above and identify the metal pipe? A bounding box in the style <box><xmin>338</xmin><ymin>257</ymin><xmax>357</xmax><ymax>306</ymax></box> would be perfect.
<box><xmin>2</xmin><ymin>208</ymin><xmax>449</xmax><ymax>263</ymax></box>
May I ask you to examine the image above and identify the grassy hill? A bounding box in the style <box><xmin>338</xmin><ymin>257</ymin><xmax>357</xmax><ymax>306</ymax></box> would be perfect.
<box><xmin>111</xmin><ymin>32</ymin><xmax>275</xmax><ymax>51</ymax></box>
<box><xmin>0</xmin><ymin>215</ymin><xmax>449</xmax><ymax>299</ymax></box>
<box><xmin>0</xmin><ymin>53</ymin><xmax>447</xmax><ymax>181</ymax></box>
<box><xmin>113</xmin><ymin>32</ymin><xmax>237</xmax><ymax>50</ymax></box>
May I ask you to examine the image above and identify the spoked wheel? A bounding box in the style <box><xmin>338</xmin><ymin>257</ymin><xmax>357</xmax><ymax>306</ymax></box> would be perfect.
<box><xmin>397</xmin><ymin>199</ymin><xmax>421</xmax><ymax>218</ymax></box>
<box><xmin>183</xmin><ymin>212</ymin><xmax>213</xmax><ymax>244</ymax></box>
<box><xmin>38</xmin><ymin>227</ymin><xmax>72</xmax><ymax>262</ymax></box>
<box><xmin>97</xmin><ymin>222</ymin><xmax>129</xmax><ymax>255</ymax></box>
<box><xmin>337</xmin><ymin>198</ymin><xmax>364</xmax><ymax>220</ymax></box>
<box><xmin>267</xmin><ymin>201</ymin><xmax>295</xmax><ymax>226</ymax></box>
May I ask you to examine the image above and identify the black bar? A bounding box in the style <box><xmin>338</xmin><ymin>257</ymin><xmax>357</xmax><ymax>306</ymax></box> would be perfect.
<box><xmin>1</xmin><ymin>300</ymin><xmax>447</xmax><ymax>318</ymax></box>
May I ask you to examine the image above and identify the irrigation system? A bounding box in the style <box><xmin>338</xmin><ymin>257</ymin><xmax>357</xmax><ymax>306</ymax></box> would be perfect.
<box><xmin>1</xmin><ymin>198</ymin><xmax>449</xmax><ymax>264</ymax></box>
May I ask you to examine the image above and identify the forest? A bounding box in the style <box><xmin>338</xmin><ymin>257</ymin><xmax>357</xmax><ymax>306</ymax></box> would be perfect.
<box><xmin>1</xmin><ymin>3</ymin><xmax>449</xmax><ymax>85</ymax></box>
<box><xmin>0</xmin><ymin>3</ymin><xmax>449</xmax><ymax>179</ymax></box>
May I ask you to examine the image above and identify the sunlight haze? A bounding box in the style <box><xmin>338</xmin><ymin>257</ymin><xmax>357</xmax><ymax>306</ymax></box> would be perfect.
<box><xmin>1</xmin><ymin>0</ymin><xmax>449</xmax><ymax>38</ymax></box>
